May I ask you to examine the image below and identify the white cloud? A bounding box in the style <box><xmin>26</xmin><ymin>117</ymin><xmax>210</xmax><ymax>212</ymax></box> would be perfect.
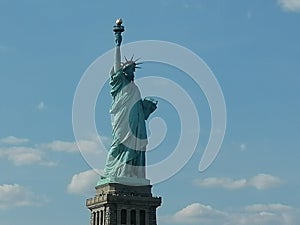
<box><xmin>38</xmin><ymin>137</ymin><xmax>109</xmax><ymax>171</ymax></box>
<box><xmin>0</xmin><ymin>184</ymin><xmax>48</xmax><ymax>209</ymax></box>
<box><xmin>67</xmin><ymin>169</ymin><xmax>102</xmax><ymax>196</ymax></box>
<box><xmin>0</xmin><ymin>146</ymin><xmax>56</xmax><ymax>166</ymax></box>
<box><xmin>36</xmin><ymin>101</ymin><xmax>46</xmax><ymax>110</ymax></box>
<box><xmin>234</xmin><ymin>203</ymin><xmax>300</xmax><ymax>225</ymax></box>
<box><xmin>245</xmin><ymin>203</ymin><xmax>293</xmax><ymax>212</ymax></box>
<box><xmin>40</xmin><ymin>136</ymin><xmax>110</xmax><ymax>154</ymax></box>
<box><xmin>240</xmin><ymin>143</ymin><xmax>247</xmax><ymax>151</ymax></box>
<box><xmin>171</xmin><ymin>203</ymin><xmax>226</xmax><ymax>224</ymax></box>
<box><xmin>0</xmin><ymin>136</ymin><xmax>29</xmax><ymax>145</ymax></box>
<box><xmin>161</xmin><ymin>202</ymin><xmax>300</xmax><ymax>225</ymax></box>
<box><xmin>41</xmin><ymin>140</ymin><xmax>79</xmax><ymax>153</ymax></box>
<box><xmin>193</xmin><ymin>173</ymin><xmax>282</xmax><ymax>190</ymax></box>
<box><xmin>193</xmin><ymin>177</ymin><xmax>247</xmax><ymax>190</ymax></box>
<box><xmin>0</xmin><ymin>136</ymin><xmax>109</xmax><ymax>167</ymax></box>
<box><xmin>248</xmin><ymin>174</ymin><xmax>282</xmax><ymax>190</ymax></box>
<box><xmin>278</xmin><ymin>0</ymin><xmax>300</xmax><ymax>12</ymax></box>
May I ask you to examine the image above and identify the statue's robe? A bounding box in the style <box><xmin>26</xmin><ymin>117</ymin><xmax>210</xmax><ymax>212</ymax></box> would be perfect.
<box><xmin>103</xmin><ymin>69</ymin><xmax>147</xmax><ymax>178</ymax></box>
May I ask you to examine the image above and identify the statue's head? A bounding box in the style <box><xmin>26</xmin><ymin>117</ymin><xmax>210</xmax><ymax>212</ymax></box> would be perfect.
<box><xmin>122</xmin><ymin>56</ymin><xmax>142</xmax><ymax>81</ymax></box>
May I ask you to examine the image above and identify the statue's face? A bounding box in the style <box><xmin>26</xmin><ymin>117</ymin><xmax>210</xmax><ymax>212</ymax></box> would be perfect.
<box><xmin>124</xmin><ymin>64</ymin><xmax>135</xmax><ymax>81</ymax></box>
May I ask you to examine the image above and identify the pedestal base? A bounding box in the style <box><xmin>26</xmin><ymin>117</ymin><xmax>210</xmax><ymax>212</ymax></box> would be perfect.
<box><xmin>86</xmin><ymin>183</ymin><xmax>161</xmax><ymax>225</ymax></box>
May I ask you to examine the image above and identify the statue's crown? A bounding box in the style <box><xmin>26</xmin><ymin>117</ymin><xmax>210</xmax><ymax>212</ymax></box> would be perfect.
<box><xmin>121</xmin><ymin>56</ymin><xmax>142</xmax><ymax>70</ymax></box>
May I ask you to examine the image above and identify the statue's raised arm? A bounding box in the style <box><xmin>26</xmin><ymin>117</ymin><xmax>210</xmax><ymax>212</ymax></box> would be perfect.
<box><xmin>112</xmin><ymin>18</ymin><xmax>124</xmax><ymax>73</ymax></box>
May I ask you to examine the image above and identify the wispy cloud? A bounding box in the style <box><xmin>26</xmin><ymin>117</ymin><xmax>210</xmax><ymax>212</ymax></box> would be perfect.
<box><xmin>0</xmin><ymin>136</ymin><xmax>56</xmax><ymax>166</ymax></box>
<box><xmin>0</xmin><ymin>184</ymin><xmax>48</xmax><ymax>209</ymax></box>
<box><xmin>0</xmin><ymin>146</ymin><xmax>56</xmax><ymax>166</ymax></box>
<box><xmin>0</xmin><ymin>135</ymin><xmax>109</xmax><ymax>167</ymax></box>
<box><xmin>67</xmin><ymin>169</ymin><xmax>102</xmax><ymax>196</ymax></box>
<box><xmin>40</xmin><ymin>140</ymin><xmax>79</xmax><ymax>153</ymax></box>
<box><xmin>240</xmin><ymin>143</ymin><xmax>247</xmax><ymax>151</ymax></box>
<box><xmin>40</xmin><ymin>138</ymin><xmax>107</xmax><ymax>154</ymax></box>
<box><xmin>278</xmin><ymin>0</ymin><xmax>300</xmax><ymax>12</ymax></box>
<box><xmin>0</xmin><ymin>136</ymin><xmax>29</xmax><ymax>145</ymax></box>
<box><xmin>161</xmin><ymin>202</ymin><xmax>300</xmax><ymax>225</ymax></box>
<box><xmin>193</xmin><ymin>174</ymin><xmax>282</xmax><ymax>190</ymax></box>
<box><xmin>36</xmin><ymin>101</ymin><xmax>46</xmax><ymax>111</ymax></box>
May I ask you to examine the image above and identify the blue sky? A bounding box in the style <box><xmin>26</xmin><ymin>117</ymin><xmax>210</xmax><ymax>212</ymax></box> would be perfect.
<box><xmin>1</xmin><ymin>0</ymin><xmax>300</xmax><ymax>225</ymax></box>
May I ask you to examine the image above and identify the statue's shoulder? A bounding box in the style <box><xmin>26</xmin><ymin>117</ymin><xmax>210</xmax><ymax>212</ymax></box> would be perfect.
<box><xmin>110</xmin><ymin>68</ymin><xmax>124</xmax><ymax>80</ymax></box>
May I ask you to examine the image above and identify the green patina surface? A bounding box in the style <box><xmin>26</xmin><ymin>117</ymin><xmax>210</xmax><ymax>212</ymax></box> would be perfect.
<box><xmin>99</xmin><ymin>19</ymin><xmax>157</xmax><ymax>186</ymax></box>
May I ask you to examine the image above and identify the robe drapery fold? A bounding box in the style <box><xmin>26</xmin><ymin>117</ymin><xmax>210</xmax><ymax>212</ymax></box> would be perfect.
<box><xmin>103</xmin><ymin>69</ymin><xmax>148</xmax><ymax>178</ymax></box>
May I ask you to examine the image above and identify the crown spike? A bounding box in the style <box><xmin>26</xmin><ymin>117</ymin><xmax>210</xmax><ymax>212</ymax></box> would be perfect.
<box><xmin>134</xmin><ymin>57</ymin><xmax>142</xmax><ymax>62</ymax></box>
<box><xmin>130</xmin><ymin>54</ymin><xmax>134</xmax><ymax>61</ymax></box>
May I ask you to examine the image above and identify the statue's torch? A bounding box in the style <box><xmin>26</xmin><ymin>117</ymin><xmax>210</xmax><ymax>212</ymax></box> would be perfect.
<box><xmin>113</xmin><ymin>18</ymin><xmax>125</xmax><ymax>46</ymax></box>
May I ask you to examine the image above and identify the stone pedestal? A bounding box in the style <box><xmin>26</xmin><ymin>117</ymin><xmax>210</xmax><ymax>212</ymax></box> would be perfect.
<box><xmin>86</xmin><ymin>183</ymin><xmax>162</xmax><ymax>225</ymax></box>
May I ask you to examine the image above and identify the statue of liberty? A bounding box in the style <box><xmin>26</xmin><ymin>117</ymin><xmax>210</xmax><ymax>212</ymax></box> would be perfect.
<box><xmin>99</xmin><ymin>19</ymin><xmax>157</xmax><ymax>185</ymax></box>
